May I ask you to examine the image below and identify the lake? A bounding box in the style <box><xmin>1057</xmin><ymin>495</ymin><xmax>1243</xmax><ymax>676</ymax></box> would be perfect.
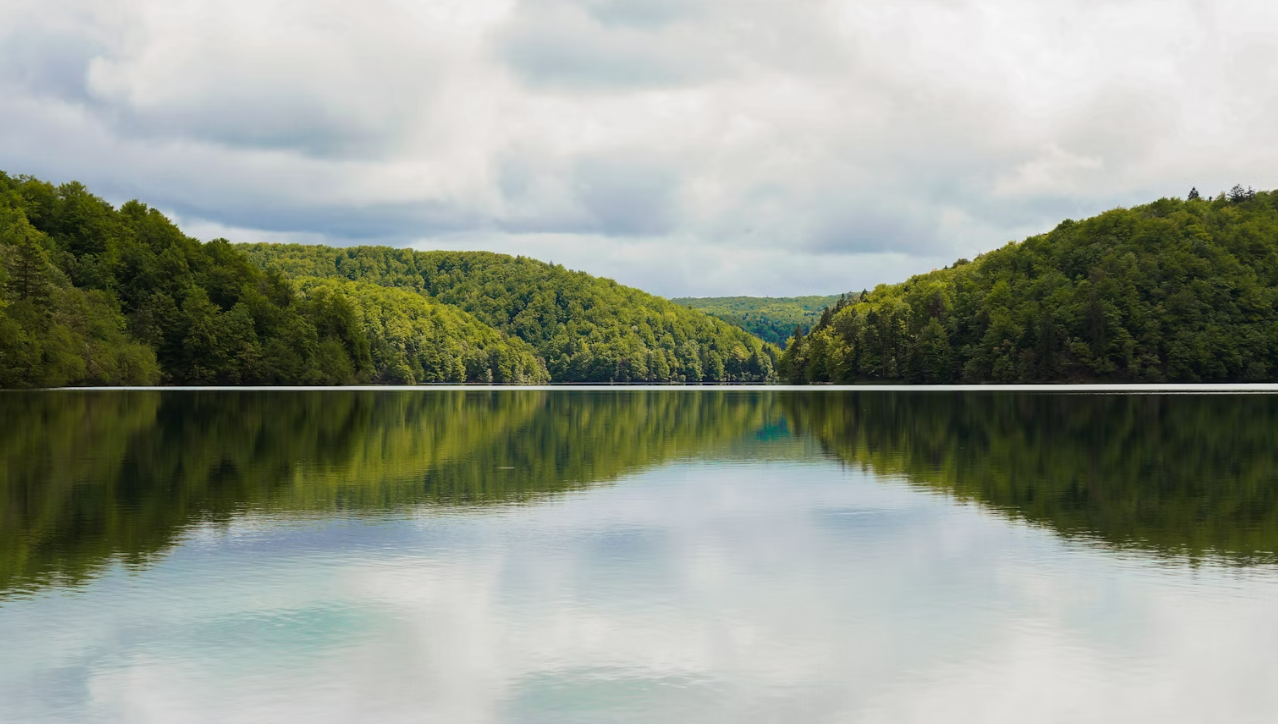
<box><xmin>2</xmin><ymin>389</ymin><xmax>1278</xmax><ymax>723</ymax></box>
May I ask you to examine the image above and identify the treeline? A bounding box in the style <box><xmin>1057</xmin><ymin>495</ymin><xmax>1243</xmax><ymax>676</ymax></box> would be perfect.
<box><xmin>0</xmin><ymin>171</ymin><xmax>546</xmax><ymax>386</ymax></box>
<box><xmin>244</xmin><ymin>244</ymin><xmax>778</xmax><ymax>383</ymax></box>
<box><xmin>0</xmin><ymin>390</ymin><xmax>784</xmax><ymax>594</ymax></box>
<box><xmin>672</xmin><ymin>295</ymin><xmax>842</xmax><ymax>348</ymax></box>
<box><xmin>783</xmin><ymin>190</ymin><xmax>1278</xmax><ymax>383</ymax></box>
<box><xmin>2</xmin><ymin>171</ymin><xmax>862</xmax><ymax>386</ymax></box>
<box><xmin>787</xmin><ymin>391</ymin><xmax>1278</xmax><ymax>563</ymax></box>
<box><xmin>1</xmin><ymin>179</ymin><xmax>159</xmax><ymax>386</ymax></box>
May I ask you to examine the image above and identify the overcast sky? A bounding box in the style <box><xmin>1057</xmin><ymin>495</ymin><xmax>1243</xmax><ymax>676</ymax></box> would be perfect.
<box><xmin>3</xmin><ymin>0</ymin><xmax>1277</xmax><ymax>296</ymax></box>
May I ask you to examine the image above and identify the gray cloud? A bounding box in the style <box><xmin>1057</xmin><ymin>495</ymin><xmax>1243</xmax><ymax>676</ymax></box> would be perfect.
<box><xmin>1</xmin><ymin>0</ymin><xmax>448</xmax><ymax>157</ymax></box>
<box><xmin>570</xmin><ymin>154</ymin><xmax>683</xmax><ymax>235</ymax></box>
<box><xmin>1</xmin><ymin>29</ymin><xmax>104</xmax><ymax>104</ymax></box>
<box><xmin>494</xmin><ymin>0</ymin><xmax>726</xmax><ymax>90</ymax></box>
<box><xmin>178</xmin><ymin>198</ymin><xmax>485</xmax><ymax>240</ymax></box>
<box><xmin>586</xmin><ymin>0</ymin><xmax>702</xmax><ymax>28</ymax></box>
<box><xmin>3</xmin><ymin>0</ymin><xmax>1278</xmax><ymax>295</ymax></box>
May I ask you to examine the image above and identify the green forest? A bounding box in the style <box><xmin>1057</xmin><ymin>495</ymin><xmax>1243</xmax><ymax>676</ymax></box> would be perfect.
<box><xmin>8</xmin><ymin>167</ymin><xmax>1278</xmax><ymax>388</ymax></box>
<box><xmin>0</xmin><ymin>171</ymin><xmax>774</xmax><ymax>387</ymax></box>
<box><xmin>673</xmin><ymin>295</ymin><xmax>843</xmax><ymax>347</ymax></box>
<box><xmin>783</xmin><ymin>188</ymin><xmax>1278</xmax><ymax>383</ymax></box>
<box><xmin>243</xmin><ymin>244</ymin><xmax>778</xmax><ymax>383</ymax></box>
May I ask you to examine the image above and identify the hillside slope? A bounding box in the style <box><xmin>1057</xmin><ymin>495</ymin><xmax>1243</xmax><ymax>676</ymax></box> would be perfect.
<box><xmin>783</xmin><ymin>190</ymin><xmax>1278</xmax><ymax>383</ymax></box>
<box><xmin>297</xmin><ymin>278</ymin><xmax>547</xmax><ymax>383</ymax></box>
<box><xmin>244</xmin><ymin>244</ymin><xmax>778</xmax><ymax>383</ymax></box>
<box><xmin>673</xmin><ymin>295</ymin><xmax>844</xmax><ymax>347</ymax></box>
<box><xmin>0</xmin><ymin>171</ymin><xmax>544</xmax><ymax>386</ymax></box>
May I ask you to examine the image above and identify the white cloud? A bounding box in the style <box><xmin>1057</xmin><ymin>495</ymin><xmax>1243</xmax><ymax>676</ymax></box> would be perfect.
<box><xmin>3</xmin><ymin>0</ymin><xmax>1278</xmax><ymax>294</ymax></box>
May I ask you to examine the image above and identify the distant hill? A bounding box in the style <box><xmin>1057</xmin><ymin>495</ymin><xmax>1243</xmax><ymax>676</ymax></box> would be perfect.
<box><xmin>783</xmin><ymin>188</ymin><xmax>1278</xmax><ymax>383</ymax></box>
<box><xmin>242</xmin><ymin>244</ymin><xmax>778</xmax><ymax>383</ymax></box>
<box><xmin>672</xmin><ymin>295</ymin><xmax>845</xmax><ymax>348</ymax></box>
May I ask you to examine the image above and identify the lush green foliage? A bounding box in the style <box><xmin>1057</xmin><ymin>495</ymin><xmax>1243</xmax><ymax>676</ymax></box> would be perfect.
<box><xmin>672</xmin><ymin>295</ymin><xmax>843</xmax><ymax>347</ymax></box>
<box><xmin>0</xmin><ymin>181</ymin><xmax>161</xmax><ymax>387</ymax></box>
<box><xmin>783</xmin><ymin>191</ymin><xmax>1278</xmax><ymax>383</ymax></box>
<box><xmin>244</xmin><ymin>244</ymin><xmax>779</xmax><ymax>382</ymax></box>
<box><xmin>0</xmin><ymin>171</ymin><xmax>546</xmax><ymax>386</ymax></box>
<box><xmin>0</xmin><ymin>390</ymin><xmax>784</xmax><ymax>594</ymax></box>
<box><xmin>787</xmin><ymin>391</ymin><xmax>1278</xmax><ymax>563</ymax></box>
<box><xmin>298</xmin><ymin>278</ymin><xmax>547</xmax><ymax>383</ymax></box>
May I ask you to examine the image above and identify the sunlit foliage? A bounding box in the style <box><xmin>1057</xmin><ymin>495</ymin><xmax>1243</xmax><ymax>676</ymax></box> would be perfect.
<box><xmin>672</xmin><ymin>295</ymin><xmax>844</xmax><ymax>348</ymax></box>
<box><xmin>244</xmin><ymin>245</ymin><xmax>780</xmax><ymax>383</ymax></box>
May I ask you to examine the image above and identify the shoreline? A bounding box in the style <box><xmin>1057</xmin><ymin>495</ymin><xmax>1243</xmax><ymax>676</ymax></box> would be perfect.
<box><xmin>18</xmin><ymin>383</ymin><xmax>1278</xmax><ymax>393</ymax></box>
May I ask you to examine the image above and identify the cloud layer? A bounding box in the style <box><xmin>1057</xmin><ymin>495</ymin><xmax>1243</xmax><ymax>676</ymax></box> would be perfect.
<box><xmin>3</xmin><ymin>0</ymin><xmax>1278</xmax><ymax>295</ymax></box>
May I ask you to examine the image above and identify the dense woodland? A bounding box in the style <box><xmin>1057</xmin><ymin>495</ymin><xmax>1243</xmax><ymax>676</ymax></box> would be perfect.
<box><xmin>0</xmin><ymin>171</ymin><xmax>772</xmax><ymax>387</ymax></box>
<box><xmin>8</xmin><ymin>168</ymin><xmax>1278</xmax><ymax>387</ymax></box>
<box><xmin>783</xmin><ymin>188</ymin><xmax>1278</xmax><ymax>383</ymax></box>
<box><xmin>673</xmin><ymin>295</ymin><xmax>842</xmax><ymax>348</ymax></box>
<box><xmin>243</xmin><ymin>244</ymin><xmax>778</xmax><ymax>383</ymax></box>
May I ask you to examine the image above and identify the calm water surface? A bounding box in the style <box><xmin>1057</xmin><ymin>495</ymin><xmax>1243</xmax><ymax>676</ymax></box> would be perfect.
<box><xmin>2</xmin><ymin>390</ymin><xmax>1278</xmax><ymax>723</ymax></box>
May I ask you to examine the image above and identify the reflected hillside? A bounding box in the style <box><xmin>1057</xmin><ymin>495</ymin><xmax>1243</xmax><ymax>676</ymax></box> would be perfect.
<box><xmin>9</xmin><ymin>389</ymin><xmax>1275</xmax><ymax>597</ymax></box>
<box><xmin>787</xmin><ymin>392</ymin><xmax>1278</xmax><ymax>564</ymax></box>
<box><xmin>0</xmin><ymin>390</ymin><xmax>782</xmax><ymax>596</ymax></box>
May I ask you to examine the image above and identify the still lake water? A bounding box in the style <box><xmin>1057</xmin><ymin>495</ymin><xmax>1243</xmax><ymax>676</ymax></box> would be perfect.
<box><xmin>2</xmin><ymin>389</ymin><xmax>1278</xmax><ymax>723</ymax></box>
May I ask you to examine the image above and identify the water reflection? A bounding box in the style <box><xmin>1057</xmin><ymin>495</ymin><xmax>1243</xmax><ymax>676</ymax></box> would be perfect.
<box><xmin>4</xmin><ymin>390</ymin><xmax>1278</xmax><ymax>599</ymax></box>
<box><xmin>787</xmin><ymin>392</ymin><xmax>1278</xmax><ymax>564</ymax></box>
<box><xmin>5</xmin><ymin>390</ymin><xmax>1278</xmax><ymax>723</ymax></box>
<box><xmin>0</xmin><ymin>390</ymin><xmax>783</xmax><ymax>596</ymax></box>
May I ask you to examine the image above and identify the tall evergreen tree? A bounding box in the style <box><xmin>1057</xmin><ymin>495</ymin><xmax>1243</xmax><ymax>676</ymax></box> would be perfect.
<box><xmin>7</xmin><ymin>234</ymin><xmax>49</xmax><ymax>303</ymax></box>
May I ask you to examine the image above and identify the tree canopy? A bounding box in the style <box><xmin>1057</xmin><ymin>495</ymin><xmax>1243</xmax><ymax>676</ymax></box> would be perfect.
<box><xmin>243</xmin><ymin>244</ymin><xmax>779</xmax><ymax>383</ymax></box>
<box><xmin>782</xmin><ymin>190</ymin><xmax>1278</xmax><ymax>383</ymax></box>
<box><xmin>0</xmin><ymin>168</ymin><xmax>542</xmax><ymax>387</ymax></box>
<box><xmin>0</xmin><ymin>170</ymin><xmax>778</xmax><ymax>386</ymax></box>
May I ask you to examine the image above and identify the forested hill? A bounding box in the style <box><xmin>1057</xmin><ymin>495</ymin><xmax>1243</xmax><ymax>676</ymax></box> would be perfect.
<box><xmin>243</xmin><ymin>245</ymin><xmax>778</xmax><ymax>383</ymax></box>
<box><xmin>0</xmin><ymin>171</ymin><xmax>547</xmax><ymax>386</ymax></box>
<box><xmin>673</xmin><ymin>295</ymin><xmax>843</xmax><ymax>348</ymax></box>
<box><xmin>783</xmin><ymin>188</ymin><xmax>1278</xmax><ymax>383</ymax></box>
